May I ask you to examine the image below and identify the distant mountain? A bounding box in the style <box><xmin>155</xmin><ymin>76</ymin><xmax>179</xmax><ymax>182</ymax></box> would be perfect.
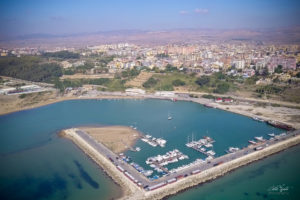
<box><xmin>1</xmin><ymin>27</ymin><xmax>299</xmax><ymax>49</ymax></box>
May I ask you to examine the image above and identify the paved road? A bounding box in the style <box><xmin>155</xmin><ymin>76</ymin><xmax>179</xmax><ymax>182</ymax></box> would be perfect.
<box><xmin>75</xmin><ymin>128</ymin><xmax>300</xmax><ymax>189</ymax></box>
<box><xmin>76</xmin><ymin>129</ymin><xmax>150</xmax><ymax>185</ymax></box>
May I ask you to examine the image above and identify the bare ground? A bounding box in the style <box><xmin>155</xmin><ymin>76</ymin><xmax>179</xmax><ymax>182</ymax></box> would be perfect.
<box><xmin>80</xmin><ymin>126</ymin><xmax>141</xmax><ymax>153</ymax></box>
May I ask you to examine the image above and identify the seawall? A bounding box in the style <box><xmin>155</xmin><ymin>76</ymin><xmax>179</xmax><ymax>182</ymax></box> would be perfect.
<box><xmin>61</xmin><ymin>129</ymin><xmax>144</xmax><ymax>200</ymax></box>
<box><xmin>63</xmin><ymin>128</ymin><xmax>300</xmax><ymax>200</ymax></box>
<box><xmin>142</xmin><ymin>134</ymin><xmax>300</xmax><ymax>200</ymax></box>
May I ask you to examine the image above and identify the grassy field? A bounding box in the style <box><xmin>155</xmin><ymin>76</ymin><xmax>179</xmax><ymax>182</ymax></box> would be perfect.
<box><xmin>142</xmin><ymin>72</ymin><xmax>237</xmax><ymax>94</ymax></box>
<box><xmin>149</xmin><ymin>72</ymin><xmax>199</xmax><ymax>91</ymax></box>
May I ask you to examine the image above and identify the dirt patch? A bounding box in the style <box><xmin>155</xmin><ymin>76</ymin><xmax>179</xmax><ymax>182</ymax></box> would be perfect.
<box><xmin>125</xmin><ymin>71</ymin><xmax>154</xmax><ymax>87</ymax></box>
<box><xmin>80</xmin><ymin>126</ymin><xmax>141</xmax><ymax>153</ymax></box>
<box><xmin>61</xmin><ymin>73</ymin><xmax>114</xmax><ymax>79</ymax></box>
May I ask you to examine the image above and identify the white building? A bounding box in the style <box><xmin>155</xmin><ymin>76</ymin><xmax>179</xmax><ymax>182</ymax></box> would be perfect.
<box><xmin>0</xmin><ymin>87</ymin><xmax>16</xmax><ymax>95</ymax></box>
<box><xmin>232</xmin><ymin>60</ymin><xmax>245</xmax><ymax>69</ymax></box>
<box><xmin>20</xmin><ymin>85</ymin><xmax>41</xmax><ymax>91</ymax></box>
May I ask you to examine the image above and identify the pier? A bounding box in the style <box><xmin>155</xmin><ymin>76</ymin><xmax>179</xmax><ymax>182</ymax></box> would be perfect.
<box><xmin>186</xmin><ymin>136</ymin><xmax>216</xmax><ymax>157</ymax></box>
<box><xmin>190</xmin><ymin>146</ymin><xmax>215</xmax><ymax>157</ymax></box>
<box><xmin>141</xmin><ymin>135</ymin><xmax>167</xmax><ymax>147</ymax></box>
<box><xmin>146</xmin><ymin>149</ymin><xmax>189</xmax><ymax>174</ymax></box>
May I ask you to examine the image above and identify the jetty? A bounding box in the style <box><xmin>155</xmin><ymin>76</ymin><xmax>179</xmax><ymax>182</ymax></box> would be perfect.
<box><xmin>62</xmin><ymin>127</ymin><xmax>300</xmax><ymax>200</ymax></box>
<box><xmin>146</xmin><ymin>149</ymin><xmax>189</xmax><ymax>173</ymax></box>
<box><xmin>186</xmin><ymin>135</ymin><xmax>216</xmax><ymax>157</ymax></box>
<box><xmin>141</xmin><ymin>134</ymin><xmax>167</xmax><ymax>147</ymax></box>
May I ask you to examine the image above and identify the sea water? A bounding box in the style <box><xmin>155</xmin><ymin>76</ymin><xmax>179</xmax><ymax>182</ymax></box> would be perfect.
<box><xmin>0</xmin><ymin>99</ymin><xmax>294</xmax><ymax>200</ymax></box>
<box><xmin>168</xmin><ymin>145</ymin><xmax>300</xmax><ymax>200</ymax></box>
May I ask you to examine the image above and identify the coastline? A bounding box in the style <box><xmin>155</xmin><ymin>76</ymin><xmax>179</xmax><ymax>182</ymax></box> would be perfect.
<box><xmin>62</xmin><ymin>127</ymin><xmax>300</xmax><ymax>200</ymax></box>
<box><xmin>1</xmin><ymin>91</ymin><xmax>300</xmax><ymax>199</ymax></box>
<box><xmin>0</xmin><ymin>92</ymin><xmax>299</xmax><ymax>129</ymax></box>
<box><xmin>0</xmin><ymin>95</ymin><xmax>144</xmax><ymax>116</ymax></box>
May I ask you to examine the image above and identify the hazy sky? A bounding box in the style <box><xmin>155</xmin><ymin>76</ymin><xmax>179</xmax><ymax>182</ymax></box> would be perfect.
<box><xmin>0</xmin><ymin>0</ymin><xmax>299</xmax><ymax>36</ymax></box>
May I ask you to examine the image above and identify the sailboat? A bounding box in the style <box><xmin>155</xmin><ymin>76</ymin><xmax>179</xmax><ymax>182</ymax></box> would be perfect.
<box><xmin>168</xmin><ymin>112</ymin><xmax>172</xmax><ymax>120</ymax></box>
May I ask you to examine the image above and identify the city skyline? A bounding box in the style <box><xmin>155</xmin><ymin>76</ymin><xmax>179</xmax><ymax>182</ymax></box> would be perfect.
<box><xmin>1</xmin><ymin>0</ymin><xmax>300</xmax><ymax>37</ymax></box>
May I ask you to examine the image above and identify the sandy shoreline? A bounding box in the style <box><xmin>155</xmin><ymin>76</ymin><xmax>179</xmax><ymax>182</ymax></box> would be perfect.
<box><xmin>2</xmin><ymin>91</ymin><xmax>300</xmax><ymax>198</ymax></box>
<box><xmin>0</xmin><ymin>94</ymin><xmax>144</xmax><ymax>116</ymax></box>
<box><xmin>62</xmin><ymin>127</ymin><xmax>300</xmax><ymax>200</ymax></box>
<box><xmin>1</xmin><ymin>92</ymin><xmax>299</xmax><ymax>129</ymax></box>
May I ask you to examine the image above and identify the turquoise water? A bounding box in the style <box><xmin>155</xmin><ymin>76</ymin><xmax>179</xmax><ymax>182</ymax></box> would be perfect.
<box><xmin>0</xmin><ymin>99</ymin><xmax>291</xmax><ymax>199</ymax></box>
<box><xmin>169</xmin><ymin>145</ymin><xmax>300</xmax><ymax>200</ymax></box>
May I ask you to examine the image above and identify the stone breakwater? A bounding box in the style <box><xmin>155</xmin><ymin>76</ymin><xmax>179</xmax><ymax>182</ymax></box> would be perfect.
<box><xmin>63</xmin><ymin>128</ymin><xmax>300</xmax><ymax>200</ymax></box>
<box><xmin>142</xmin><ymin>134</ymin><xmax>300</xmax><ymax>200</ymax></box>
<box><xmin>61</xmin><ymin>130</ymin><xmax>143</xmax><ymax>200</ymax></box>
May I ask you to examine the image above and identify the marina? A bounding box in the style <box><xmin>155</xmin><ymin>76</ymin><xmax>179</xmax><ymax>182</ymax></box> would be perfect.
<box><xmin>1</xmin><ymin>98</ymin><xmax>298</xmax><ymax>200</ymax></box>
<box><xmin>82</xmin><ymin>127</ymin><xmax>300</xmax><ymax>195</ymax></box>
<box><xmin>225</xmin><ymin>147</ymin><xmax>240</xmax><ymax>153</ymax></box>
<box><xmin>146</xmin><ymin>149</ymin><xmax>189</xmax><ymax>173</ymax></box>
<box><xmin>141</xmin><ymin>134</ymin><xmax>167</xmax><ymax>147</ymax></box>
<box><xmin>254</xmin><ymin>136</ymin><xmax>266</xmax><ymax>142</ymax></box>
<box><xmin>186</xmin><ymin>136</ymin><xmax>216</xmax><ymax>157</ymax></box>
<box><xmin>248</xmin><ymin>140</ymin><xmax>257</xmax><ymax>145</ymax></box>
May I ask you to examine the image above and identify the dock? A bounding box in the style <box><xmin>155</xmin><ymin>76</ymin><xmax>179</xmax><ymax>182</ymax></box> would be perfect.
<box><xmin>146</xmin><ymin>149</ymin><xmax>189</xmax><ymax>173</ymax></box>
<box><xmin>190</xmin><ymin>146</ymin><xmax>216</xmax><ymax>157</ymax></box>
<box><xmin>186</xmin><ymin>136</ymin><xmax>215</xmax><ymax>157</ymax></box>
<box><xmin>141</xmin><ymin>135</ymin><xmax>167</xmax><ymax>147</ymax></box>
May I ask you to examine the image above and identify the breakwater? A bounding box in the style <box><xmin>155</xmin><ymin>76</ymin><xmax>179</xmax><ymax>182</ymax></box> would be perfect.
<box><xmin>63</xmin><ymin>128</ymin><xmax>300</xmax><ymax>200</ymax></box>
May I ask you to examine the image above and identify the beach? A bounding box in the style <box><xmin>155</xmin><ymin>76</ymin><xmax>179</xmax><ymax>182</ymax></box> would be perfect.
<box><xmin>62</xmin><ymin>127</ymin><xmax>300</xmax><ymax>200</ymax></box>
<box><xmin>1</xmin><ymin>91</ymin><xmax>299</xmax><ymax>129</ymax></box>
<box><xmin>0</xmin><ymin>91</ymin><xmax>142</xmax><ymax>116</ymax></box>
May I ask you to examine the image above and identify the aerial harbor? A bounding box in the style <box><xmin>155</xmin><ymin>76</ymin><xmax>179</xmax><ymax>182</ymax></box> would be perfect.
<box><xmin>1</xmin><ymin>0</ymin><xmax>300</xmax><ymax>200</ymax></box>
<box><xmin>59</xmin><ymin>111</ymin><xmax>300</xmax><ymax>200</ymax></box>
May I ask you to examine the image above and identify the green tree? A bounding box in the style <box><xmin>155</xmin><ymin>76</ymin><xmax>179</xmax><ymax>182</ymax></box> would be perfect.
<box><xmin>214</xmin><ymin>82</ymin><xmax>230</xmax><ymax>94</ymax></box>
<box><xmin>121</xmin><ymin>67</ymin><xmax>140</xmax><ymax>78</ymax></box>
<box><xmin>172</xmin><ymin>79</ymin><xmax>185</xmax><ymax>86</ymax></box>
<box><xmin>143</xmin><ymin>77</ymin><xmax>158</xmax><ymax>88</ymax></box>
<box><xmin>165</xmin><ymin>64</ymin><xmax>178</xmax><ymax>72</ymax></box>
<box><xmin>195</xmin><ymin>76</ymin><xmax>210</xmax><ymax>86</ymax></box>
<box><xmin>274</xmin><ymin>65</ymin><xmax>283</xmax><ymax>73</ymax></box>
<box><xmin>0</xmin><ymin>57</ymin><xmax>62</xmax><ymax>82</ymax></box>
<box><xmin>43</xmin><ymin>51</ymin><xmax>80</xmax><ymax>59</ymax></box>
<box><xmin>213</xmin><ymin>72</ymin><xmax>225</xmax><ymax>80</ymax></box>
<box><xmin>63</xmin><ymin>69</ymin><xmax>75</xmax><ymax>75</ymax></box>
<box><xmin>256</xmin><ymin>84</ymin><xmax>283</xmax><ymax>94</ymax></box>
